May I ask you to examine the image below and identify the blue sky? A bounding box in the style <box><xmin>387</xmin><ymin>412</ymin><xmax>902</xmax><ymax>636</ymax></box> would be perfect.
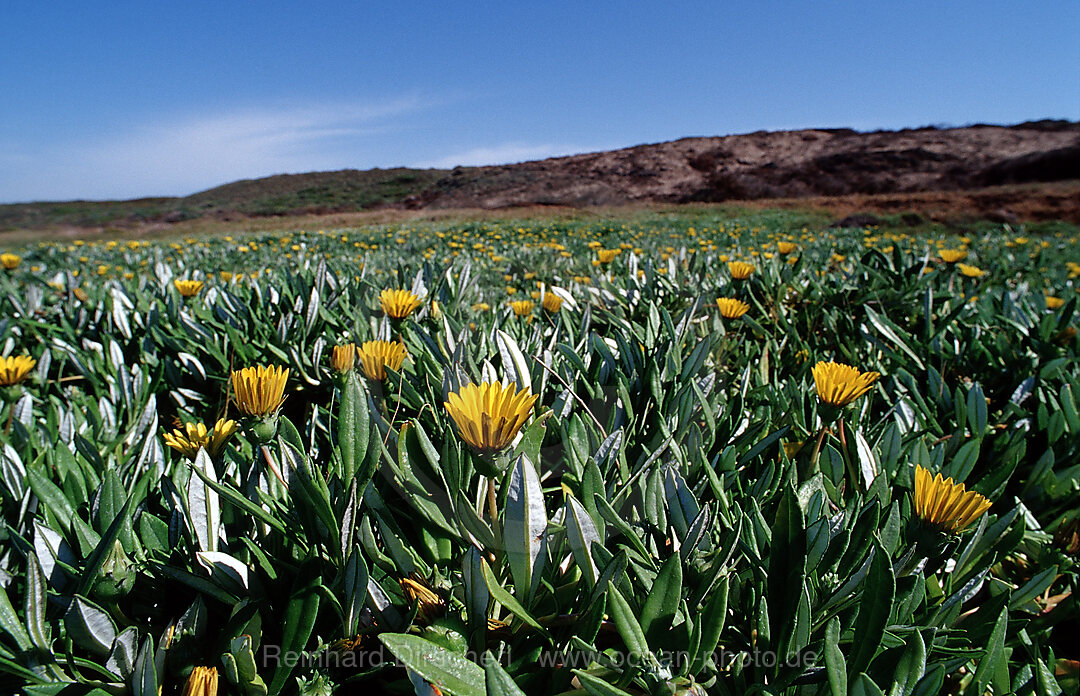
<box><xmin>1</xmin><ymin>1</ymin><xmax>1077</xmax><ymax>203</ymax></box>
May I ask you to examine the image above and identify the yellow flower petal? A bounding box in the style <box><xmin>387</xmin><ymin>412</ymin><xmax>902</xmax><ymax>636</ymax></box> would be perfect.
<box><xmin>443</xmin><ymin>381</ymin><xmax>538</xmax><ymax>455</ymax></box>
<box><xmin>913</xmin><ymin>465</ymin><xmax>991</xmax><ymax>533</ymax></box>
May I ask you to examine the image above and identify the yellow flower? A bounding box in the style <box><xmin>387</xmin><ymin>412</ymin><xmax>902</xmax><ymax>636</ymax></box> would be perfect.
<box><xmin>957</xmin><ymin>263</ymin><xmax>985</xmax><ymax>278</ymax></box>
<box><xmin>472</xmin><ymin>302</ymin><xmax>491</xmax><ymax>312</ymax></box>
<box><xmin>776</xmin><ymin>242</ymin><xmax>798</xmax><ymax>255</ymax></box>
<box><xmin>443</xmin><ymin>381</ymin><xmax>538</xmax><ymax>455</ymax></box>
<box><xmin>913</xmin><ymin>465</ymin><xmax>991</xmax><ymax>533</ymax></box>
<box><xmin>487</xmin><ymin>618</ymin><xmax>512</xmax><ymax>635</ymax></box>
<box><xmin>728</xmin><ymin>261</ymin><xmax>755</xmax><ymax>280</ymax></box>
<box><xmin>1045</xmin><ymin>295</ymin><xmax>1065</xmax><ymax>310</ymax></box>
<box><xmin>812</xmin><ymin>361</ymin><xmax>880</xmax><ymax>407</ymax></box>
<box><xmin>182</xmin><ymin>665</ymin><xmax>219</xmax><ymax>696</ymax></box>
<box><xmin>782</xmin><ymin>441</ymin><xmax>804</xmax><ymax>459</ymax></box>
<box><xmin>715</xmin><ymin>297</ymin><xmax>750</xmax><ymax>319</ymax></box>
<box><xmin>597</xmin><ymin>248</ymin><xmax>621</xmax><ymax>264</ymax></box>
<box><xmin>174</xmin><ymin>279</ymin><xmax>204</xmax><ymax>297</ymax></box>
<box><xmin>939</xmin><ymin>249</ymin><xmax>968</xmax><ymax>263</ymax></box>
<box><xmin>510</xmin><ymin>300</ymin><xmax>535</xmax><ymax>316</ymax></box>
<box><xmin>379</xmin><ymin>289</ymin><xmax>423</xmax><ymax>319</ymax></box>
<box><xmin>163</xmin><ymin>422</ymin><xmax>207</xmax><ymax>460</ymax></box>
<box><xmin>542</xmin><ymin>294</ymin><xmax>564</xmax><ymax>313</ymax></box>
<box><xmin>207</xmin><ymin>419</ymin><xmax>238</xmax><ymax>454</ymax></box>
<box><xmin>331</xmin><ymin>344</ymin><xmax>357</xmax><ymax>373</ymax></box>
<box><xmin>399</xmin><ymin>576</ymin><xmax>446</xmax><ymax>624</ymax></box>
<box><xmin>231</xmin><ymin>366</ymin><xmax>289</xmax><ymax>417</ymax></box>
<box><xmin>357</xmin><ymin>340</ymin><xmax>407</xmax><ymax>380</ymax></box>
<box><xmin>330</xmin><ymin>632</ymin><xmax>381</xmax><ymax>657</ymax></box>
<box><xmin>163</xmin><ymin>418</ymin><xmax>237</xmax><ymax>460</ymax></box>
<box><xmin>0</xmin><ymin>356</ymin><xmax>35</xmax><ymax>386</ymax></box>
<box><xmin>1</xmin><ymin>253</ymin><xmax>21</xmax><ymax>270</ymax></box>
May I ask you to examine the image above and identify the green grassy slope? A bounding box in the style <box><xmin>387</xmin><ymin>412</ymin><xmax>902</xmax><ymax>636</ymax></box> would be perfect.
<box><xmin>0</xmin><ymin>167</ymin><xmax>454</xmax><ymax>230</ymax></box>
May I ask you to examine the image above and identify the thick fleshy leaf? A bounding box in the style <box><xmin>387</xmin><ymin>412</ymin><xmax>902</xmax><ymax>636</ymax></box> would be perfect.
<box><xmin>502</xmin><ymin>455</ymin><xmax>547</xmax><ymax>607</ymax></box>
<box><xmin>380</xmin><ymin>633</ymin><xmax>484</xmax><ymax>696</ymax></box>
<box><xmin>339</xmin><ymin>371</ymin><xmax>371</xmax><ymax>486</ymax></box>
<box><xmin>564</xmin><ymin>494</ymin><xmax>601</xmax><ymax>587</ymax></box>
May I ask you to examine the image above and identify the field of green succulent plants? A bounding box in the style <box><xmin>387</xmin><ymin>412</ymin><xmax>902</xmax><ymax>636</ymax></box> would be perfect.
<box><xmin>0</xmin><ymin>212</ymin><xmax>1078</xmax><ymax>696</ymax></box>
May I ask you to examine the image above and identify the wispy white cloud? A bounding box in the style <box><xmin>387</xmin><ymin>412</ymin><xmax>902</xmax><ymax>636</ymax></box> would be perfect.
<box><xmin>416</xmin><ymin>143</ymin><xmax>587</xmax><ymax>169</ymax></box>
<box><xmin>0</xmin><ymin>97</ymin><xmax>426</xmax><ymax>202</ymax></box>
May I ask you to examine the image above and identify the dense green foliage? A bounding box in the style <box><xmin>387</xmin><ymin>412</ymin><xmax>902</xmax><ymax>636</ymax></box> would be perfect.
<box><xmin>0</xmin><ymin>214</ymin><xmax>1078</xmax><ymax>695</ymax></box>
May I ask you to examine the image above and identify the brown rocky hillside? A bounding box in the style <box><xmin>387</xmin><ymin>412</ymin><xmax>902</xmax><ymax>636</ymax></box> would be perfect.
<box><xmin>412</xmin><ymin>121</ymin><xmax>1079</xmax><ymax>210</ymax></box>
<box><xmin>2</xmin><ymin>120</ymin><xmax>1078</xmax><ymax>231</ymax></box>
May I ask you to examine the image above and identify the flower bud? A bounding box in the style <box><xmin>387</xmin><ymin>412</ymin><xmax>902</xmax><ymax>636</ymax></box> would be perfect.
<box><xmin>92</xmin><ymin>541</ymin><xmax>134</xmax><ymax>601</ymax></box>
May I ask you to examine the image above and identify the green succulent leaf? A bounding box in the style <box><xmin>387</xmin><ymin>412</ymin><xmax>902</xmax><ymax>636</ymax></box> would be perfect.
<box><xmin>380</xmin><ymin>633</ymin><xmax>484</xmax><ymax>696</ymax></box>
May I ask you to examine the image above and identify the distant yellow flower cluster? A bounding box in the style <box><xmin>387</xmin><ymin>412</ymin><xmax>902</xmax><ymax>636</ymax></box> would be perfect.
<box><xmin>939</xmin><ymin>248</ymin><xmax>968</xmax><ymax>263</ymax></box>
<box><xmin>596</xmin><ymin>248</ymin><xmax>621</xmax><ymax>264</ymax></box>
<box><xmin>1045</xmin><ymin>295</ymin><xmax>1065</xmax><ymax>310</ymax></box>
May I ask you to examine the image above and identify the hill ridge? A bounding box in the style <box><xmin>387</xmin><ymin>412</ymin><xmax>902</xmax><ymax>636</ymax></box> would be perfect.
<box><xmin>2</xmin><ymin>120</ymin><xmax>1078</xmax><ymax>230</ymax></box>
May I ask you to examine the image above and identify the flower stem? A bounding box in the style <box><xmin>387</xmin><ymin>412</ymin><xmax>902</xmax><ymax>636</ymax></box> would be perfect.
<box><xmin>262</xmin><ymin>444</ymin><xmax>288</xmax><ymax>489</ymax></box>
<box><xmin>839</xmin><ymin>417</ymin><xmax>858</xmax><ymax>491</ymax></box>
<box><xmin>487</xmin><ymin>476</ymin><xmax>502</xmax><ymax>549</ymax></box>
<box><xmin>805</xmin><ymin>426</ymin><xmax>828</xmax><ymax>480</ymax></box>
<box><xmin>487</xmin><ymin>477</ymin><xmax>499</xmax><ymax>522</ymax></box>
